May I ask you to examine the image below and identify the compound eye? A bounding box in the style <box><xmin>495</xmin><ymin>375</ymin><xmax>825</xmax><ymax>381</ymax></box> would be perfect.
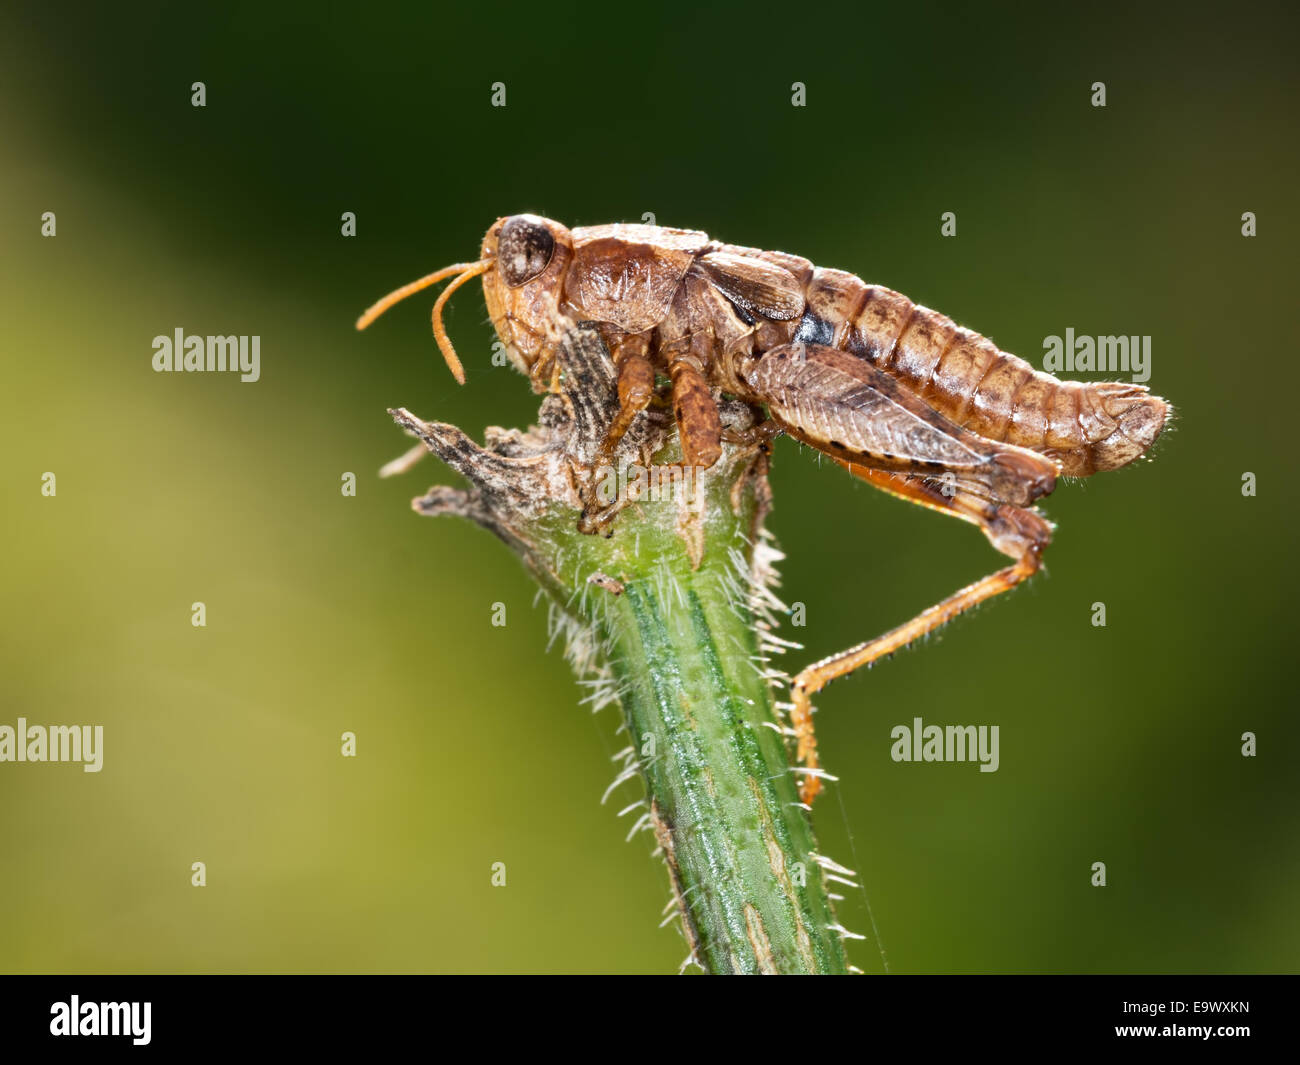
<box><xmin>497</xmin><ymin>216</ymin><xmax>555</xmax><ymax>287</ymax></box>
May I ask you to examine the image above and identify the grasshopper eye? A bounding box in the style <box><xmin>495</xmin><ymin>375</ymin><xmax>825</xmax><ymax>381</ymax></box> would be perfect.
<box><xmin>498</xmin><ymin>216</ymin><xmax>555</xmax><ymax>287</ymax></box>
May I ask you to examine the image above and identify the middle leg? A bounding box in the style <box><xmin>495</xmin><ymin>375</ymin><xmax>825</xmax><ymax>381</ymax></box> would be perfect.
<box><xmin>578</xmin><ymin>347</ymin><xmax>726</xmax><ymax>535</ymax></box>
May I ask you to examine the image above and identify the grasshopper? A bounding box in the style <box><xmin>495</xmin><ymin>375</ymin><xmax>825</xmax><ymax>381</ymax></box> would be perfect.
<box><xmin>358</xmin><ymin>215</ymin><xmax>1172</xmax><ymax>804</ymax></box>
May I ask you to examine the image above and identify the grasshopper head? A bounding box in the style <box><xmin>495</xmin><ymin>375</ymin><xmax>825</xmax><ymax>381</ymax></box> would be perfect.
<box><xmin>480</xmin><ymin>214</ymin><xmax>574</xmax><ymax>378</ymax></box>
<box><xmin>355</xmin><ymin>213</ymin><xmax>572</xmax><ymax>385</ymax></box>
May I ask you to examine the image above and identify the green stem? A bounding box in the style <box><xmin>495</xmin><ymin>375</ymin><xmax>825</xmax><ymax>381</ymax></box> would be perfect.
<box><xmin>388</xmin><ymin>325</ymin><xmax>851</xmax><ymax>974</ymax></box>
<box><xmin>524</xmin><ymin>481</ymin><xmax>848</xmax><ymax>973</ymax></box>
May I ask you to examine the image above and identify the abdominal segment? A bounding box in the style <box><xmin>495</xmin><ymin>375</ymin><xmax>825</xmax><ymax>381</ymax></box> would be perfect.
<box><xmin>796</xmin><ymin>271</ymin><xmax>1170</xmax><ymax>476</ymax></box>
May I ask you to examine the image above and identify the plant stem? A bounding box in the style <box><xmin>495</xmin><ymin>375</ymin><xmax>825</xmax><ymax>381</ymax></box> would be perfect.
<box><xmin>536</xmin><ymin>512</ymin><xmax>848</xmax><ymax>973</ymax></box>
<box><xmin>387</xmin><ymin>325</ymin><xmax>851</xmax><ymax>974</ymax></box>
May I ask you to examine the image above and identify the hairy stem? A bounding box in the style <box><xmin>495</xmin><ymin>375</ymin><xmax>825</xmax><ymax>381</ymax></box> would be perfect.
<box><xmin>534</xmin><ymin>509</ymin><xmax>848</xmax><ymax>973</ymax></box>
<box><xmin>388</xmin><ymin>325</ymin><xmax>851</xmax><ymax>974</ymax></box>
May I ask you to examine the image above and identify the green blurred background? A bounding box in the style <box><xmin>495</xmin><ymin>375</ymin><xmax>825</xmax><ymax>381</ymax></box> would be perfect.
<box><xmin>2</xmin><ymin>1</ymin><xmax>1296</xmax><ymax>973</ymax></box>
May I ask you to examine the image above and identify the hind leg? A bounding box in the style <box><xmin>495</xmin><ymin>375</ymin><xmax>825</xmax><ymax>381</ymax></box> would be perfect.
<box><xmin>789</xmin><ymin>463</ymin><xmax>1053</xmax><ymax>805</ymax></box>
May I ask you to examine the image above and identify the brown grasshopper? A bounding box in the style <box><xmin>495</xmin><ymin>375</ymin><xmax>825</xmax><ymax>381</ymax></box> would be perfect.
<box><xmin>358</xmin><ymin>215</ymin><xmax>1172</xmax><ymax>805</ymax></box>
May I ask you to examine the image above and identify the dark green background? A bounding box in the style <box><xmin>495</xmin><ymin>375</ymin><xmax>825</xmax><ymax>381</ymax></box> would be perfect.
<box><xmin>2</xmin><ymin>1</ymin><xmax>1295</xmax><ymax>973</ymax></box>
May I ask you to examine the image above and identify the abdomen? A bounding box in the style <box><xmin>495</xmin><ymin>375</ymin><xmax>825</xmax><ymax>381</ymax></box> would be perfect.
<box><xmin>790</xmin><ymin>267</ymin><xmax>1170</xmax><ymax>477</ymax></box>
